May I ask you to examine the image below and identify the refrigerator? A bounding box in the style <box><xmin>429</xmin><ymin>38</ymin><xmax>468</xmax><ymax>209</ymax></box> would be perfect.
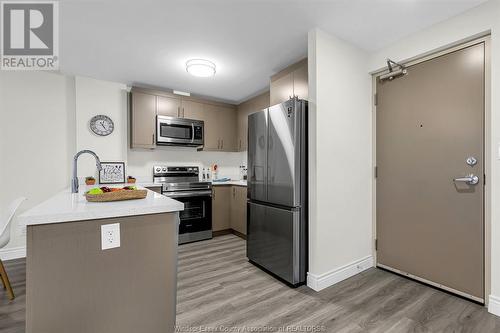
<box><xmin>247</xmin><ymin>98</ymin><xmax>307</xmax><ymax>286</ymax></box>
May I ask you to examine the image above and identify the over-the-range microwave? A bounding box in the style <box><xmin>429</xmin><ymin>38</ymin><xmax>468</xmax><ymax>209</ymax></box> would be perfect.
<box><xmin>156</xmin><ymin>115</ymin><xmax>204</xmax><ymax>147</ymax></box>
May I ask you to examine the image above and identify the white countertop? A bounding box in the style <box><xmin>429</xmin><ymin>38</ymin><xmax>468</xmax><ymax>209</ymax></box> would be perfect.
<box><xmin>138</xmin><ymin>180</ymin><xmax>247</xmax><ymax>187</ymax></box>
<box><xmin>18</xmin><ymin>185</ymin><xmax>184</xmax><ymax>226</ymax></box>
<box><xmin>211</xmin><ymin>180</ymin><xmax>247</xmax><ymax>186</ymax></box>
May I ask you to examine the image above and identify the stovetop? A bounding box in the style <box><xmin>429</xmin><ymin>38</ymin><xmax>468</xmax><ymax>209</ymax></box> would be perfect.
<box><xmin>153</xmin><ymin>166</ymin><xmax>211</xmax><ymax>192</ymax></box>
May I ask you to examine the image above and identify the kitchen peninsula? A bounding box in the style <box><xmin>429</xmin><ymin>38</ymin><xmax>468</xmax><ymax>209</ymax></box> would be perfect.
<box><xmin>18</xmin><ymin>186</ymin><xmax>183</xmax><ymax>333</ymax></box>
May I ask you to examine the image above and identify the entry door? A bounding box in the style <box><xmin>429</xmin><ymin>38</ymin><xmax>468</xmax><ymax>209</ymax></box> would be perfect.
<box><xmin>376</xmin><ymin>43</ymin><xmax>485</xmax><ymax>301</ymax></box>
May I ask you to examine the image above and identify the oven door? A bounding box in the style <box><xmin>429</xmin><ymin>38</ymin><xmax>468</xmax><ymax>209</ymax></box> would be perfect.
<box><xmin>156</xmin><ymin>116</ymin><xmax>204</xmax><ymax>146</ymax></box>
<box><xmin>162</xmin><ymin>190</ymin><xmax>212</xmax><ymax>243</ymax></box>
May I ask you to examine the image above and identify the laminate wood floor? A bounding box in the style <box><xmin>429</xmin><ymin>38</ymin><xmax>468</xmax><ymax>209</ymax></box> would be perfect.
<box><xmin>1</xmin><ymin>234</ymin><xmax>499</xmax><ymax>332</ymax></box>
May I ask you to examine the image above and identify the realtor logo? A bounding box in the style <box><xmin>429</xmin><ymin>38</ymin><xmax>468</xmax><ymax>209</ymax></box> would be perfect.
<box><xmin>1</xmin><ymin>1</ymin><xmax>59</xmax><ymax>70</ymax></box>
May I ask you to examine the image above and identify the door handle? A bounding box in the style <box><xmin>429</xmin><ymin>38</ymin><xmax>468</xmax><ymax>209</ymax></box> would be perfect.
<box><xmin>453</xmin><ymin>174</ymin><xmax>479</xmax><ymax>185</ymax></box>
<box><xmin>191</xmin><ymin>123</ymin><xmax>195</xmax><ymax>144</ymax></box>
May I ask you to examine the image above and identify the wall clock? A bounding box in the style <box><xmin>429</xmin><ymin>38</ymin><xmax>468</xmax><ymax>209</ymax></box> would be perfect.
<box><xmin>90</xmin><ymin>115</ymin><xmax>114</xmax><ymax>136</ymax></box>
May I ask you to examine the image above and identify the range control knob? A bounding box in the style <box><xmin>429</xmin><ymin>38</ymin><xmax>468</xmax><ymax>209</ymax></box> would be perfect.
<box><xmin>162</xmin><ymin>167</ymin><xmax>167</xmax><ymax>172</ymax></box>
<box><xmin>155</xmin><ymin>167</ymin><xmax>162</xmax><ymax>173</ymax></box>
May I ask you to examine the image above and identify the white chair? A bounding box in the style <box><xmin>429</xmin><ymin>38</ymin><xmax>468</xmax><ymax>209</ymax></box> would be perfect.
<box><xmin>0</xmin><ymin>197</ymin><xmax>26</xmax><ymax>300</ymax></box>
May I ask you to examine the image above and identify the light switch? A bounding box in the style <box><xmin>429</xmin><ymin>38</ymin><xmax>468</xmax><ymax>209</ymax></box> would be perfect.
<box><xmin>101</xmin><ymin>223</ymin><xmax>120</xmax><ymax>250</ymax></box>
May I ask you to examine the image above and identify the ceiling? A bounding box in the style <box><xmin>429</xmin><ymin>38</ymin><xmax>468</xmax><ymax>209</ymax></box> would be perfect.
<box><xmin>60</xmin><ymin>0</ymin><xmax>487</xmax><ymax>103</ymax></box>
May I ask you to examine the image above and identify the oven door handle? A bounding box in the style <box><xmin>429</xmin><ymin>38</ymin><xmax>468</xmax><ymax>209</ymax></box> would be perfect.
<box><xmin>163</xmin><ymin>190</ymin><xmax>212</xmax><ymax>198</ymax></box>
<box><xmin>191</xmin><ymin>123</ymin><xmax>195</xmax><ymax>144</ymax></box>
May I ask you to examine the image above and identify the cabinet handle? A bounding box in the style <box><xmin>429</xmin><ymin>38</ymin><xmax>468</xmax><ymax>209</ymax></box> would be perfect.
<box><xmin>217</xmin><ymin>139</ymin><xmax>220</xmax><ymax>149</ymax></box>
<box><xmin>182</xmin><ymin>107</ymin><xmax>185</xmax><ymax>117</ymax></box>
<box><xmin>152</xmin><ymin>134</ymin><xmax>155</xmax><ymax>145</ymax></box>
<box><xmin>221</xmin><ymin>140</ymin><xmax>224</xmax><ymax>150</ymax></box>
<box><xmin>178</xmin><ymin>106</ymin><xmax>180</xmax><ymax>116</ymax></box>
<box><xmin>239</xmin><ymin>139</ymin><xmax>241</xmax><ymax>151</ymax></box>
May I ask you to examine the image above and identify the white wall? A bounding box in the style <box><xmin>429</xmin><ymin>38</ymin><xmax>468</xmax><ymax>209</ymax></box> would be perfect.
<box><xmin>0</xmin><ymin>72</ymin><xmax>246</xmax><ymax>257</ymax></box>
<box><xmin>307</xmin><ymin>29</ymin><xmax>373</xmax><ymax>290</ymax></box>
<box><xmin>128</xmin><ymin>149</ymin><xmax>245</xmax><ymax>182</ymax></box>
<box><xmin>367</xmin><ymin>0</ymin><xmax>500</xmax><ymax>314</ymax></box>
<box><xmin>0</xmin><ymin>71</ymin><xmax>76</xmax><ymax>253</ymax></box>
<box><xmin>75</xmin><ymin>76</ymin><xmax>128</xmax><ymax>179</ymax></box>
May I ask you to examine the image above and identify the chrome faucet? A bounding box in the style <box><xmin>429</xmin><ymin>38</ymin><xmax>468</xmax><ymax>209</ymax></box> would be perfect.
<box><xmin>72</xmin><ymin>150</ymin><xmax>102</xmax><ymax>193</ymax></box>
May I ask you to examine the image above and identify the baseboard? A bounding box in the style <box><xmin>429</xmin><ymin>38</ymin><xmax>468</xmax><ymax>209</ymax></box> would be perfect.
<box><xmin>307</xmin><ymin>255</ymin><xmax>374</xmax><ymax>291</ymax></box>
<box><xmin>212</xmin><ymin>229</ymin><xmax>232</xmax><ymax>237</ymax></box>
<box><xmin>230</xmin><ymin>229</ymin><xmax>247</xmax><ymax>240</ymax></box>
<box><xmin>0</xmin><ymin>246</ymin><xmax>26</xmax><ymax>261</ymax></box>
<box><xmin>213</xmin><ymin>229</ymin><xmax>247</xmax><ymax>240</ymax></box>
<box><xmin>488</xmin><ymin>295</ymin><xmax>500</xmax><ymax>317</ymax></box>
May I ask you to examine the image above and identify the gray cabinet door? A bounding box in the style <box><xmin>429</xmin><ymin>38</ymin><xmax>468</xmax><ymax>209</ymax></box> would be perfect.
<box><xmin>247</xmin><ymin>202</ymin><xmax>300</xmax><ymax>284</ymax></box>
<box><xmin>267</xmin><ymin>100</ymin><xmax>302</xmax><ymax>207</ymax></box>
<box><xmin>212</xmin><ymin>186</ymin><xmax>231</xmax><ymax>231</ymax></box>
<box><xmin>131</xmin><ymin>91</ymin><xmax>156</xmax><ymax>149</ymax></box>
<box><xmin>270</xmin><ymin>72</ymin><xmax>293</xmax><ymax>105</ymax></box>
<box><xmin>293</xmin><ymin>64</ymin><xmax>308</xmax><ymax>100</ymax></box>
<box><xmin>157</xmin><ymin>95</ymin><xmax>181</xmax><ymax>117</ymax></box>
<box><xmin>248</xmin><ymin>109</ymin><xmax>268</xmax><ymax>202</ymax></box>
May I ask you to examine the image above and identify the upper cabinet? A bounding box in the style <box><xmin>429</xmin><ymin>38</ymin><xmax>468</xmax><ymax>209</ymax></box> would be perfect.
<box><xmin>236</xmin><ymin>91</ymin><xmax>270</xmax><ymax>152</ymax></box>
<box><xmin>130</xmin><ymin>87</ymin><xmax>238</xmax><ymax>151</ymax></box>
<box><xmin>270</xmin><ymin>58</ymin><xmax>308</xmax><ymax>105</ymax></box>
<box><xmin>270</xmin><ymin>72</ymin><xmax>293</xmax><ymax>106</ymax></box>
<box><xmin>292</xmin><ymin>61</ymin><xmax>308</xmax><ymax>101</ymax></box>
<box><xmin>130</xmin><ymin>91</ymin><xmax>156</xmax><ymax>149</ymax></box>
<box><xmin>157</xmin><ymin>95</ymin><xmax>181</xmax><ymax>117</ymax></box>
<box><xmin>182</xmin><ymin>100</ymin><xmax>204</xmax><ymax>120</ymax></box>
<box><xmin>203</xmin><ymin>104</ymin><xmax>237</xmax><ymax>151</ymax></box>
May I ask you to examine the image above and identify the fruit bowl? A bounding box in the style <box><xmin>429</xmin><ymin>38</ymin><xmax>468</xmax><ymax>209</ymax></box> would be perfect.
<box><xmin>85</xmin><ymin>186</ymin><xmax>147</xmax><ymax>202</ymax></box>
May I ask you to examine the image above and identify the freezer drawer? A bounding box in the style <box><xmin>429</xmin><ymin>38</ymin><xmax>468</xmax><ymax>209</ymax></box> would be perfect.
<box><xmin>246</xmin><ymin>202</ymin><xmax>306</xmax><ymax>285</ymax></box>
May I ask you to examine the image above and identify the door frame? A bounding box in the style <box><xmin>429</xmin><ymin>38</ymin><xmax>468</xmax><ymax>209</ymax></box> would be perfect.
<box><xmin>371</xmin><ymin>35</ymin><xmax>491</xmax><ymax>304</ymax></box>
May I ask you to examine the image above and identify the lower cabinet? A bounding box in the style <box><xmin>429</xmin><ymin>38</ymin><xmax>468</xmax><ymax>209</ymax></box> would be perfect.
<box><xmin>212</xmin><ymin>185</ymin><xmax>247</xmax><ymax>235</ymax></box>
<box><xmin>212</xmin><ymin>186</ymin><xmax>231</xmax><ymax>231</ymax></box>
<box><xmin>230</xmin><ymin>186</ymin><xmax>247</xmax><ymax>235</ymax></box>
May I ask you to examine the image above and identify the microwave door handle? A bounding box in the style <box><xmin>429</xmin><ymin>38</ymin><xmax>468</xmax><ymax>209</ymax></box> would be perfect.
<box><xmin>191</xmin><ymin>123</ymin><xmax>195</xmax><ymax>144</ymax></box>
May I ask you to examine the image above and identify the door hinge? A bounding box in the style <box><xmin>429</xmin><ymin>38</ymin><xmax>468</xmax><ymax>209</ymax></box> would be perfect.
<box><xmin>374</xmin><ymin>166</ymin><xmax>378</xmax><ymax>179</ymax></box>
<box><xmin>375</xmin><ymin>239</ymin><xmax>378</xmax><ymax>251</ymax></box>
<box><xmin>374</xmin><ymin>93</ymin><xmax>378</xmax><ymax>106</ymax></box>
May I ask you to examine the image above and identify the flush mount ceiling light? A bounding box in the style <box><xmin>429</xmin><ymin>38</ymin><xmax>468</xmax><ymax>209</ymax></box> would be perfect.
<box><xmin>186</xmin><ymin>59</ymin><xmax>216</xmax><ymax>77</ymax></box>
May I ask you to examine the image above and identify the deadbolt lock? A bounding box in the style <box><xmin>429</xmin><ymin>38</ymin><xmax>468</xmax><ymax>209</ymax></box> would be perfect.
<box><xmin>466</xmin><ymin>156</ymin><xmax>477</xmax><ymax>166</ymax></box>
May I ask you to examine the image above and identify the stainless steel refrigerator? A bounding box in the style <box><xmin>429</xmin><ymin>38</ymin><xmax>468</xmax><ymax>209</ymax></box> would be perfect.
<box><xmin>247</xmin><ymin>98</ymin><xmax>307</xmax><ymax>286</ymax></box>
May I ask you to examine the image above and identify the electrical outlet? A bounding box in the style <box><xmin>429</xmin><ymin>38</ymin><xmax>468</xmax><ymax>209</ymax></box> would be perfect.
<box><xmin>101</xmin><ymin>223</ymin><xmax>120</xmax><ymax>250</ymax></box>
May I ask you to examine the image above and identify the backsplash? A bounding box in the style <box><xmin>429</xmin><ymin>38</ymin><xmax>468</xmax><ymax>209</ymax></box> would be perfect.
<box><xmin>127</xmin><ymin>147</ymin><xmax>246</xmax><ymax>183</ymax></box>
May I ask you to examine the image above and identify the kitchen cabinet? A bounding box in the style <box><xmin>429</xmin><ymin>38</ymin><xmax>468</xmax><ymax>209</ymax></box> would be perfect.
<box><xmin>293</xmin><ymin>62</ymin><xmax>308</xmax><ymax>101</ymax></box>
<box><xmin>182</xmin><ymin>100</ymin><xmax>204</xmax><ymax>120</ymax></box>
<box><xmin>270</xmin><ymin>72</ymin><xmax>294</xmax><ymax>106</ymax></box>
<box><xmin>230</xmin><ymin>186</ymin><xmax>247</xmax><ymax>235</ymax></box>
<box><xmin>157</xmin><ymin>95</ymin><xmax>181</xmax><ymax>117</ymax></box>
<box><xmin>130</xmin><ymin>87</ymin><xmax>238</xmax><ymax>151</ymax></box>
<box><xmin>202</xmin><ymin>104</ymin><xmax>221</xmax><ymax>150</ymax></box>
<box><xmin>212</xmin><ymin>186</ymin><xmax>231</xmax><ymax>232</ymax></box>
<box><xmin>236</xmin><ymin>91</ymin><xmax>270</xmax><ymax>151</ymax></box>
<box><xmin>203</xmin><ymin>104</ymin><xmax>237</xmax><ymax>152</ymax></box>
<box><xmin>130</xmin><ymin>91</ymin><xmax>156</xmax><ymax>149</ymax></box>
<box><xmin>218</xmin><ymin>106</ymin><xmax>237</xmax><ymax>151</ymax></box>
<box><xmin>270</xmin><ymin>58</ymin><xmax>308</xmax><ymax>105</ymax></box>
